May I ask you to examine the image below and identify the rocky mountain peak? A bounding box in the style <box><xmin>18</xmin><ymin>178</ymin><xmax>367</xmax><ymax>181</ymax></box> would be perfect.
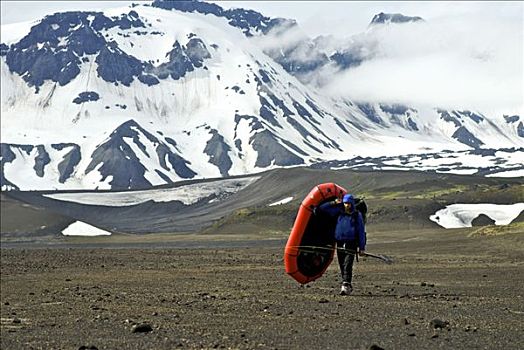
<box><xmin>370</xmin><ymin>12</ymin><xmax>424</xmax><ymax>26</ymax></box>
<box><xmin>151</xmin><ymin>0</ymin><xmax>297</xmax><ymax>36</ymax></box>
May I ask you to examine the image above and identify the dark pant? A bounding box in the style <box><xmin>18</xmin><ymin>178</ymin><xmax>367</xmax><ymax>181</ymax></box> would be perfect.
<box><xmin>336</xmin><ymin>240</ymin><xmax>358</xmax><ymax>284</ymax></box>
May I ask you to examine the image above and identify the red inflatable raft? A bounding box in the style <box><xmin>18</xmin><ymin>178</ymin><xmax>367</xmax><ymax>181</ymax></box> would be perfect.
<box><xmin>284</xmin><ymin>183</ymin><xmax>347</xmax><ymax>284</ymax></box>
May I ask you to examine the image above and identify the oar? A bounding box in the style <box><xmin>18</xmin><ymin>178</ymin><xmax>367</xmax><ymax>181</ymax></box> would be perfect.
<box><xmin>359</xmin><ymin>251</ymin><xmax>394</xmax><ymax>264</ymax></box>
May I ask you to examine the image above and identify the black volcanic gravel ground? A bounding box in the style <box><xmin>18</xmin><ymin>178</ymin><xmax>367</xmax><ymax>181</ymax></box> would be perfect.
<box><xmin>1</xmin><ymin>229</ymin><xmax>524</xmax><ymax>350</ymax></box>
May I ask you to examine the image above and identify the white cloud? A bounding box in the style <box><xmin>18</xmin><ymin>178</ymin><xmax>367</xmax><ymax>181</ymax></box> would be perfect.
<box><xmin>250</xmin><ymin>23</ymin><xmax>306</xmax><ymax>52</ymax></box>
<box><xmin>216</xmin><ymin>1</ymin><xmax>523</xmax><ymax>112</ymax></box>
<box><xmin>322</xmin><ymin>15</ymin><xmax>523</xmax><ymax>112</ymax></box>
<box><xmin>2</xmin><ymin>1</ymin><xmax>522</xmax><ymax>113</ymax></box>
<box><xmin>250</xmin><ymin>23</ymin><xmax>328</xmax><ymax>71</ymax></box>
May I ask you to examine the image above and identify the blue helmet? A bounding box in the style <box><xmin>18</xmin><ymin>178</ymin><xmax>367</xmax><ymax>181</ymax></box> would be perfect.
<box><xmin>342</xmin><ymin>193</ymin><xmax>354</xmax><ymax>204</ymax></box>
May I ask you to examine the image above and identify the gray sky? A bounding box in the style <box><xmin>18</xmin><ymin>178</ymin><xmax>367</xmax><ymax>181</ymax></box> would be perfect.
<box><xmin>1</xmin><ymin>1</ymin><xmax>142</xmax><ymax>24</ymax></box>
<box><xmin>2</xmin><ymin>1</ymin><xmax>522</xmax><ymax>37</ymax></box>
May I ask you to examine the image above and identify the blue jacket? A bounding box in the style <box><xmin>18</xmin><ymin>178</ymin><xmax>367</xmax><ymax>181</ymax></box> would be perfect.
<box><xmin>318</xmin><ymin>200</ymin><xmax>366</xmax><ymax>250</ymax></box>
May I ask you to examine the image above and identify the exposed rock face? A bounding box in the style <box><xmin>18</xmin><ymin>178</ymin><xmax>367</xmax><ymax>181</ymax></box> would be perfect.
<box><xmin>3</xmin><ymin>10</ymin><xmax>212</xmax><ymax>92</ymax></box>
<box><xmin>4</xmin><ymin>11</ymin><xmax>146</xmax><ymax>91</ymax></box>
<box><xmin>250</xmin><ymin>130</ymin><xmax>304</xmax><ymax>168</ymax></box>
<box><xmin>85</xmin><ymin>120</ymin><xmax>196</xmax><ymax>189</ymax></box>
<box><xmin>73</xmin><ymin>92</ymin><xmax>100</xmax><ymax>104</ymax></box>
<box><xmin>151</xmin><ymin>0</ymin><xmax>296</xmax><ymax>37</ymax></box>
<box><xmin>204</xmin><ymin>130</ymin><xmax>232</xmax><ymax>177</ymax></box>
<box><xmin>452</xmin><ymin>126</ymin><xmax>484</xmax><ymax>149</ymax></box>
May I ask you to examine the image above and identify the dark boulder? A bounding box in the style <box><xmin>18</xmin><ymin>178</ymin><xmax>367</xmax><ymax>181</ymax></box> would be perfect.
<box><xmin>471</xmin><ymin>214</ymin><xmax>496</xmax><ymax>227</ymax></box>
<box><xmin>132</xmin><ymin>323</ymin><xmax>153</xmax><ymax>333</ymax></box>
<box><xmin>429</xmin><ymin>318</ymin><xmax>449</xmax><ymax>329</ymax></box>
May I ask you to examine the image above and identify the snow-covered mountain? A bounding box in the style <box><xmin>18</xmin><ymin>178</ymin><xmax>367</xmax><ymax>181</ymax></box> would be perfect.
<box><xmin>1</xmin><ymin>0</ymin><xmax>522</xmax><ymax>191</ymax></box>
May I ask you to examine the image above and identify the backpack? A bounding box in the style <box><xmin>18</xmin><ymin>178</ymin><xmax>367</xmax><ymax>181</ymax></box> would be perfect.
<box><xmin>354</xmin><ymin>197</ymin><xmax>368</xmax><ymax>224</ymax></box>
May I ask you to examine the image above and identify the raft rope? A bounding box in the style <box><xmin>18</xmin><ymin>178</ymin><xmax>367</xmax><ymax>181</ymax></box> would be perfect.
<box><xmin>288</xmin><ymin>245</ymin><xmax>394</xmax><ymax>264</ymax></box>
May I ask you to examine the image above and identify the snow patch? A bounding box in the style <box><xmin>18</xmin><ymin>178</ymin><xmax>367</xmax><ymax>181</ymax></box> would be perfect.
<box><xmin>268</xmin><ymin>196</ymin><xmax>293</xmax><ymax>206</ymax></box>
<box><xmin>430</xmin><ymin>203</ymin><xmax>524</xmax><ymax>228</ymax></box>
<box><xmin>486</xmin><ymin>169</ymin><xmax>524</xmax><ymax>178</ymax></box>
<box><xmin>45</xmin><ymin>177</ymin><xmax>259</xmax><ymax>206</ymax></box>
<box><xmin>62</xmin><ymin>221</ymin><xmax>112</xmax><ymax>236</ymax></box>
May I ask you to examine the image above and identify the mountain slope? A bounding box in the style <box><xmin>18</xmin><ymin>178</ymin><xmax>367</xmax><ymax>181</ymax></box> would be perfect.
<box><xmin>5</xmin><ymin>167</ymin><xmax>523</xmax><ymax>235</ymax></box>
<box><xmin>0</xmin><ymin>5</ymin><xmax>362</xmax><ymax>189</ymax></box>
<box><xmin>1</xmin><ymin>2</ymin><xmax>522</xmax><ymax>190</ymax></box>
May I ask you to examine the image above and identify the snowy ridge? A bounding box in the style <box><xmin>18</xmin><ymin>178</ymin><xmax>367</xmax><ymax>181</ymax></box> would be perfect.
<box><xmin>1</xmin><ymin>2</ymin><xmax>523</xmax><ymax>191</ymax></box>
<box><xmin>313</xmin><ymin>148</ymin><xmax>524</xmax><ymax>177</ymax></box>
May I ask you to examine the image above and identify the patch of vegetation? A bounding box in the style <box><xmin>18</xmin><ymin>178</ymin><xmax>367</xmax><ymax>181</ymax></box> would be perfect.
<box><xmin>364</xmin><ymin>182</ymin><xmax>524</xmax><ymax>205</ymax></box>
<box><xmin>468</xmin><ymin>222</ymin><xmax>524</xmax><ymax>237</ymax></box>
<box><xmin>206</xmin><ymin>204</ymin><xmax>296</xmax><ymax>234</ymax></box>
<box><xmin>234</xmin><ymin>208</ymin><xmax>254</xmax><ymax>218</ymax></box>
<box><xmin>364</xmin><ymin>185</ymin><xmax>469</xmax><ymax>200</ymax></box>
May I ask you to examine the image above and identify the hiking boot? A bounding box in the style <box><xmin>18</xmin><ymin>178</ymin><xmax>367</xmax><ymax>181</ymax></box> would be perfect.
<box><xmin>340</xmin><ymin>282</ymin><xmax>352</xmax><ymax>295</ymax></box>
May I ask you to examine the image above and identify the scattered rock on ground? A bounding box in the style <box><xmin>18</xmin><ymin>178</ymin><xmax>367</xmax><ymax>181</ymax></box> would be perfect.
<box><xmin>369</xmin><ymin>345</ymin><xmax>385</xmax><ymax>350</ymax></box>
<box><xmin>430</xmin><ymin>318</ymin><xmax>449</xmax><ymax>329</ymax></box>
<box><xmin>132</xmin><ymin>323</ymin><xmax>153</xmax><ymax>333</ymax></box>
